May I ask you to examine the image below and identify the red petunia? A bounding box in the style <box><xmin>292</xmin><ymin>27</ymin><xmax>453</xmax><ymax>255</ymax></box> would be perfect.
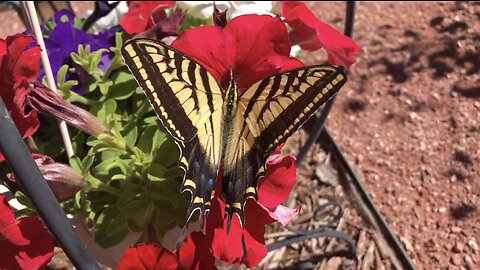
<box><xmin>171</xmin><ymin>14</ymin><xmax>301</xmax><ymax>267</ymax></box>
<box><xmin>204</xmin><ymin>149</ymin><xmax>299</xmax><ymax>267</ymax></box>
<box><xmin>0</xmin><ymin>194</ymin><xmax>54</xmax><ymax>270</ymax></box>
<box><xmin>171</xmin><ymin>14</ymin><xmax>304</xmax><ymax>93</ymax></box>
<box><xmin>0</xmin><ymin>35</ymin><xmax>41</xmax><ymax>162</ymax></box>
<box><xmin>117</xmin><ymin>232</ymin><xmax>216</xmax><ymax>270</ymax></box>
<box><xmin>119</xmin><ymin>1</ymin><xmax>175</xmax><ymax>34</ymax></box>
<box><xmin>282</xmin><ymin>1</ymin><xmax>361</xmax><ymax>70</ymax></box>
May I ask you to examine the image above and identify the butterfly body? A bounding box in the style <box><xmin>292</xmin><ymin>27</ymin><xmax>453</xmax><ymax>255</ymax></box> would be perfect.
<box><xmin>121</xmin><ymin>38</ymin><xmax>347</xmax><ymax>229</ymax></box>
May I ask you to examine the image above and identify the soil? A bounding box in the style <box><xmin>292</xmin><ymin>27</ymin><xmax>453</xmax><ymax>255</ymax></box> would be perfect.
<box><xmin>1</xmin><ymin>2</ymin><xmax>478</xmax><ymax>270</ymax></box>
<box><xmin>295</xmin><ymin>2</ymin><xmax>479</xmax><ymax>270</ymax></box>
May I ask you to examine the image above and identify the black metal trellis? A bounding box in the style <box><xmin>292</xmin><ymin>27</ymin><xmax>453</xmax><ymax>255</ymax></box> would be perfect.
<box><xmin>0</xmin><ymin>1</ymin><xmax>417</xmax><ymax>269</ymax></box>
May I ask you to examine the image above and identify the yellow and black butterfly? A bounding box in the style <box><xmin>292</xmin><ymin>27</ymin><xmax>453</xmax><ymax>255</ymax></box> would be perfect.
<box><xmin>121</xmin><ymin>38</ymin><xmax>346</xmax><ymax>231</ymax></box>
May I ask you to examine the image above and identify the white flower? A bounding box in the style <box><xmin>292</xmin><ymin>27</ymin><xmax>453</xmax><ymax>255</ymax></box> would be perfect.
<box><xmin>87</xmin><ymin>1</ymin><xmax>129</xmax><ymax>33</ymax></box>
<box><xmin>176</xmin><ymin>1</ymin><xmax>273</xmax><ymax>20</ymax></box>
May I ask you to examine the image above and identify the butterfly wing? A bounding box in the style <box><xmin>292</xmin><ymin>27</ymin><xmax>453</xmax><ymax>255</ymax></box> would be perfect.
<box><xmin>121</xmin><ymin>39</ymin><xmax>223</xmax><ymax>220</ymax></box>
<box><xmin>222</xmin><ymin>65</ymin><xmax>347</xmax><ymax>226</ymax></box>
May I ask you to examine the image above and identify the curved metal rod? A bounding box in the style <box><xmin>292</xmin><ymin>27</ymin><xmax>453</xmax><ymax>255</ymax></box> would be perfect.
<box><xmin>0</xmin><ymin>98</ymin><xmax>100</xmax><ymax>269</ymax></box>
<box><xmin>267</xmin><ymin>229</ymin><xmax>355</xmax><ymax>257</ymax></box>
<box><xmin>286</xmin><ymin>199</ymin><xmax>343</xmax><ymax>234</ymax></box>
<box><xmin>268</xmin><ymin>199</ymin><xmax>355</xmax><ymax>260</ymax></box>
<box><xmin>296</xmin><ymin>1</ymin><xmax>356</xmax><ymax>165</ymax></box>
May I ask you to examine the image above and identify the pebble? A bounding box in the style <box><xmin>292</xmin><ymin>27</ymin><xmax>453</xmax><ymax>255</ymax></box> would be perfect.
<box><xmin>438</xmin><ymin>207</ymin><xmax>447</xmax><ymax>213</ymax></box>
<box><xmin>465</xmin><ymin>255</ymin><xmax>476</xmax><ymax>270</ymax></box>
<box><xmin>451</xmin><ymin>226</ymin><xmax>462</xmax><ymax>233</ymax></box>
<box><xmin>451</xmin><ymin>254</ymin><xmax>462</xmax><ymax>266</ymax></box>
<box><xmin>452</xmin><ymin>241</ymin><xmax>464</xmax><ymax>253</ymax></box>
<box><xmin>467</xmin><ymin>239</ymin><xmax>479</xmax><ymax>252</ymax></box>
<box><xmin>401</xmin><ymin>237</ymin><xmax>414</xmax><ymax>252</ymax></box>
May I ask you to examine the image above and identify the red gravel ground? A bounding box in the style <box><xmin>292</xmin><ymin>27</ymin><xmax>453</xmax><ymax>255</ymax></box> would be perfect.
<box><xmin>1</xmin><ymin>2</ymin><xmax>478</xmax><ymax>270</ymax></box>
<box><xmin>304</xmin><ymin>2</ymin><xmax>479</xmax><ymax>269</ymax></box>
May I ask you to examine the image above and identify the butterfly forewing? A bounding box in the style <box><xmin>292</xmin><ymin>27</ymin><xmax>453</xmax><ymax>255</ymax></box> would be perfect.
<box><xmin>241</xmin><ymin>65</ymin><xmax>346</xmax><ymax>157</ymax></box>
<box><xmin>121</xmin><ymin>39</ymin><xmax>223</xmax><ymax>219</ymax></box>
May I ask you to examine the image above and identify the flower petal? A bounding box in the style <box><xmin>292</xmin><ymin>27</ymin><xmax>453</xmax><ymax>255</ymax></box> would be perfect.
<box><xmin>119</xmin><ymin>1</ymin><xmax>175</xmax><ymax>34</ymax></box>
<box><xmin>204</xmin><ymin>197</ymin><xmax>244</xmax><ymax>265</ymax></box>
<box><xmin>172</xmin><ymin>14</ymin><xmax>303</xmax><ymax>92</ymax></box>
<box><xmin>118</xmin><ymin>243</ymin><xmax>178</xmax><ymax>270</ymax></box>
<box><xmin>257</xmin><ymin>151</ymin><xmax>297</xmax><ymax>210</ymax></box>
<box><xmin>224</xmin><ymin>14</ymin><xmax>303</xmax><ymax>91</ymax></box>
<box><xmin>0</xmin><ymin>35</ymin><xmax>40</xmax><ymax>153</ymax></box>
<box><xmin>0</xmin><ymin>195</ymin><xmax>54</xmax><ymax>270</ymax></box>
<box><xmin>15</xmin><ymin>217</ymin><xmax>54</xmax><ymax>270</ymax></box>
<box><xmin>0</xmin><ymin>195</ymin><xmax>29</xmax><ymax>245</ymax></box>
<box><xmin>282</xmin><ymin>1</ymin><xmax>360</xmax><ymax>70</ymax></box>
<box><xmin>171</xmin><ymin>25</ymin><xmax>231</xmax><ymax>85</ymax></box>
<box><xmin>177</xmin><ymin>232</ymin><xmax>217</xmax><ymax>270</ymax></box>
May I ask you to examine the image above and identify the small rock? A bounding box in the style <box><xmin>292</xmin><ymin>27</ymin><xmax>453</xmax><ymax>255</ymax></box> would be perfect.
<box><xmin>452</xmin><ymin>242</ymin><xmax>464</xmax><ymax>253</ymax></box>
<box><xmin>401</xmin><ymin>237</ymin><xmax>413</xmax><ymax>252</ymax></box>
<box><xmin>451</xmin><ymin>226</ymin><xmax>462</xmax><ymax>233</ymax></box>
<box><xmin>451</xmin><ymin>254</ymin><xmax>462</xmax><ymax>266</ymax></box>
<box><xmin>465</xmin><ymin>255</ymin><xmax>475</xmax><ymax>270</ymax></box>
<box><xmin>467</xmin><ymin>239</ymin><xmax>479</xmax><ymax>252</ymax></box>
<box><xmin>439</xmin><ymin>207</ymin><xmax>447</xmax><ymax>213</ymax></box>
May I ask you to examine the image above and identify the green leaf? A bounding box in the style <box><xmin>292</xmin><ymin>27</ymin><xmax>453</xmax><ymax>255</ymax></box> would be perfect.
<box><xmin>147</xmin><ymin>163</ymin><xmax>167</xmax><ymax>182</ymax></box>
<box><xmin>117</xmin><ymin>183</ymin><xmax>143</xmax><ymax>207</ymax></box>
<box><xmin>154</xmin><ymin>137</ymin><xmax>180</xmax><ymax>168</ymax></box>
<box><xmin>95</xmin><ymin>205</ymin><xmax>130</xmax><ymax>248</ymax></box>
<box><xmin>98</xmin><ymin>80</ymin><xmax>113</xmax><ymax>96</ymax></box>
<box><xmin>69</xmin><ymin>156</ymin><xmax>84</xmax><ymax>173</ymax></box>
<box><xmin>93</xmin><ymin>157</ymin><xmax>124</xmax><ymax>176</ymax></box>
<box><xmin>136</xmin><ymin>125</ymin><xmax>158</xmax><ymax>154</ymax></box>
<box><xmin>152</xmin><ymin>202</ymin><xmax>177</xmax><ymax>230</ymax></box>
<box><xmin>123</xmin><ymin>121</ymin><xmax>138</xmax><ymax>149</ymax></box>
<box><xmin>103</xmin><ymin>32</ymin><xmax>127</xmax><ymax>79</ymax></box>
<box><xmin>14</xmin><ymin>191</ymin><xmax>33</xmax><ymax>209</ymax></box>
<box><xmin>144</xmin><ymin>181</ymin><xmax>179</xmax><ymax>205</ymax></box>
<box><xmin>93</xmin><ymin>99</ymin><xmax>117</xmax><ymax>123</ymax></box>
<box><xmin>82</xmin><ymin>155</ymin><xmax>95</xmax><ymax>171</ymax></box>
<box><xmin>107</xmin><ymin>70</ymin><xmax>137</xmax><ymax>100</ymax></box>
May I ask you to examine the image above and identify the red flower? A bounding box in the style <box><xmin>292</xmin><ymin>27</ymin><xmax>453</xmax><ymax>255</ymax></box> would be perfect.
<box><xmin>0</xmin><ymin>35</ymin><xmax>41</xmax><ymax>161</ymax></box>
<box><xmin>117</xmin><ymin>232</ymin><xmax>216</xmax><ymax>270</ymax></box>
<box><xmin>119</xmin><ymin>1</ymin><xmax>175</xmax><ymax>34</ymax></box>
<box><xmin>0</xmin><ymin>194</ymin><xmax>54</xmax><ymax>270</ymax></box>
<box><xmin>204</xmin><ymin>149</ymin><xmax>299</xmax><ymax>267</ymax></box>
<box><xmin>171</xmin><ymin>14</ymin><xmax>301</xmax><ymax>267</ymax></box>
<box><xmin>171</xmin><ymin>14</ymin><xmax>304</xmax><ymax>93</ymax></box>
<box><xmin>282</xmin><ymin>1</ymin><xmax>361</xmax><ymax>70</ymax></box>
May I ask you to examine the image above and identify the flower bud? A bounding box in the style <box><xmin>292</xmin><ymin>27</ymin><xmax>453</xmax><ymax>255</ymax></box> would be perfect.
<box><xmin>27</xmin><ymin>82</ymin><xmax>110</xmax><ymax>136</ymax></box>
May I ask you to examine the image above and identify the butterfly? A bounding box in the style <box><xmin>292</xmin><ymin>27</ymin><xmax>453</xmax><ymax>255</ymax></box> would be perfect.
<box><xmin>121</xmin><ymin>38</ymin><xmax>347</xmax><ymax>231</ymax></box>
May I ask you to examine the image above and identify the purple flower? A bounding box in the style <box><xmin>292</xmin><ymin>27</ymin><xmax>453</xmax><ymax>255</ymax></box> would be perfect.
<box><xmin>41</xmin><ymin>9</ymin><xmax>120</xmax><ymax>94</ymax></box>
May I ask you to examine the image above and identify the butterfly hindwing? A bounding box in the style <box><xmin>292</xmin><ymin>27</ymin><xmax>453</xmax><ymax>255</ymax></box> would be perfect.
<box><xmin>121</xmin><ymin>39</ymin><xmax>223</xmax><ymax>219</ymax></box>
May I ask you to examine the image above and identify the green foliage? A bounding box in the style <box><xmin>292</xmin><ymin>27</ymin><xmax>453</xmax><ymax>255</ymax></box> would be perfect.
<box><xmin>26</xmin><ymin>26</ymin><xmax>191</xmax><ymax>248</ymax></box>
